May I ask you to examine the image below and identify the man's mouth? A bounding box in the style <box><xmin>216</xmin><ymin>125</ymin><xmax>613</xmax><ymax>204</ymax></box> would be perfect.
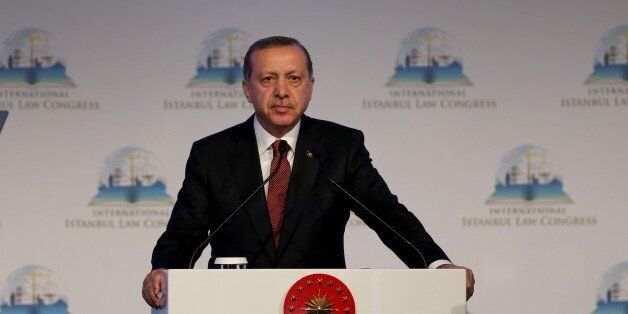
<box><xmin>271</xmin><ymin>105</ymin><xmax>292</xmax><ymax>113</ymax></box>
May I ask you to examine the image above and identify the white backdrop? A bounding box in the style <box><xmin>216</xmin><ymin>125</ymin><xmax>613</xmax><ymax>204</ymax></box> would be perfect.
<box><xmin>0</xmin><ymin>0</ymin><xmax>627</xmax><ymax>313</ymax></box>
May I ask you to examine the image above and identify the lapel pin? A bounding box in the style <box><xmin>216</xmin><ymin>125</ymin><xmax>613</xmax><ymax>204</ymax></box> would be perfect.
<box><xmin>306</xmin><ymin>150</ymin><xmax>313</xmax><ymax>158</ymax></box>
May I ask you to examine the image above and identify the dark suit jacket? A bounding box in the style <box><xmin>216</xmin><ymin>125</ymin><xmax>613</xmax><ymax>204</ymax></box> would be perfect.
<box><xmin>151</xmin><ymin>115</ymin><xmax>448</xmax><ymax>269</ymax></box>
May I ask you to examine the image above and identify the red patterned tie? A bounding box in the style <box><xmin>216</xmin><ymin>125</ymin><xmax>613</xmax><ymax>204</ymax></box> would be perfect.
<box><xmin>267</xmin><ymin>139</ymin><xmax>291</xmax><ymax>247</ymax></box>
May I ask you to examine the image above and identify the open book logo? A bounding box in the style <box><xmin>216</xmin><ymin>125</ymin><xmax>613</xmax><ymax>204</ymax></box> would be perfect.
<box><xmin>89</xmin><ymin>147</ymin><xmax>173</xmax><ymax>207</ymax></box>
<box><xmin>186</xmin><ymin>28</ymin><xmax>251</xmax><ymax>88</ymax></box>
<box><xmin>386</xmin><ymin>27</ymin><xmax>472</xmax><ymax>87</ymax></box>
<box><xmin>585</xmin><ymin>25</ymin><xmax>628</xmax><ymax>86</ymax></box>
<box><xmin>0</xmin><ymin>265</ymin><xmax>70</xmax><ymax>313</ymax></box>
<box><xmin>486</xmin><ymin>145</ymin><xmax>573</xmax><ymax>205</ymax></box>
<box><xmin>595</xmin><ymin>262</ymin><xmax>628</xmax><ymax>313</ymax></box>
<box><xmin>0</xmin><ymin>28</ymin><xmax>75</xmax><ymax>88</ymax></box>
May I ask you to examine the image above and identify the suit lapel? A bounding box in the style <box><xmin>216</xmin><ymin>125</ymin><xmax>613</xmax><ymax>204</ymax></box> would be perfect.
<box><xmin>277</xmin><ymin>115</ymin><xmax>322</xmax><ymax>257</ymax></box>
<box><xmin>227</xmin><ymin>115</ymin><xmax>276</xmax><ymax>261</ymax></box>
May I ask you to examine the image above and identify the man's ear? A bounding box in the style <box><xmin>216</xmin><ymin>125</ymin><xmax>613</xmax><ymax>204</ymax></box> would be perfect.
<box><xmin>242</xmin><ymin>79</ymin><xmax>253</xmax><ymax>103</ymax></box>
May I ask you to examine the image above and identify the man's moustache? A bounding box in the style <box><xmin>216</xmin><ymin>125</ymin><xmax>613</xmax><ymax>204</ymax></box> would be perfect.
<box><xmin>269</xmin><ymin>102</ymin><xmax>295</xmax><ymax>108</ymax></box>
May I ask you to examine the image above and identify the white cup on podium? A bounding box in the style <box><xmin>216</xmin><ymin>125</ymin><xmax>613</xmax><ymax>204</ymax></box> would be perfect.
<box><xmin>213</xmin><ymin>257</ymin><xmax>248</xmax><ymax>269</ymax></box>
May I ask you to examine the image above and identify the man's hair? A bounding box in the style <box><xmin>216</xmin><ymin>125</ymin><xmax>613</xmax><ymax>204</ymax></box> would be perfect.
<box><xmin>243</xmin><ymin>36</ymin><xmax>313</xmax><ymax>81</ymax></box>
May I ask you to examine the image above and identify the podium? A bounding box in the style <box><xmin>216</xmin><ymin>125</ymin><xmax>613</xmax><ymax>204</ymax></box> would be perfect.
<box><xmin>152</xmin><ymin>269</ymin><xmax>466</xmax><ymax>313</ymax></box>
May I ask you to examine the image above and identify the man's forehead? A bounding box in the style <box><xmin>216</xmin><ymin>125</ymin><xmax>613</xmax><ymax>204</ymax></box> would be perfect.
<box><xmin>250</xmin><ymin>45</ymin><xmax>308</xmax><ymax>70</ymax></box>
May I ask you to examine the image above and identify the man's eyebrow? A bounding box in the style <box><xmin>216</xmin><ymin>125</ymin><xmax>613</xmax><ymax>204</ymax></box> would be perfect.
<box><xmin>258</xmin><ymin>69</ymin><xmax>302</xmax><ymax>76</ymax></box>
<box><xmin>258</xmin><ymin>71</ymin><xmax>278</xmax><ymax>77</ymax></box>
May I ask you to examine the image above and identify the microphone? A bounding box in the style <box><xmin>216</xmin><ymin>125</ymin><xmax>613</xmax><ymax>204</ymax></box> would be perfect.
<box><xmin>307</xmin><ymin>147</ymin><xmax>428</xmax><ymax>268</ymax></box>
<box><xmin>188</xmin><ymin>140</ymin><xmax>288</xmax><ymax>269</ymax></box>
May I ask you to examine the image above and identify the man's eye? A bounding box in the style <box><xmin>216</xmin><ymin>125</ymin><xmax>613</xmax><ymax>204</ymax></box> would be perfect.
<box><xmin>289</xmin><ymin>76</ymin><xmax>300</xmax><ymax>81</ymax></box>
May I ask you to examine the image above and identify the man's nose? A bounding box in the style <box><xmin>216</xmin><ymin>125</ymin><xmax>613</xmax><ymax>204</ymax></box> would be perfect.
<box><xmin>274</xmin><ymin>77</ymin><xmax>288</xmax><ymax>99</ymax></box>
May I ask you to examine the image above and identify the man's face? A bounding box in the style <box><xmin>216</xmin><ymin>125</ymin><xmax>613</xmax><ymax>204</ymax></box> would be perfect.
<box><xmin>242</xmin><ymin>45</ymin><xmax>314</xmax><ymax>136</ymax></box>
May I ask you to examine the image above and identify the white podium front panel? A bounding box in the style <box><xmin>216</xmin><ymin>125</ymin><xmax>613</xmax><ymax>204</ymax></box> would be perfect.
<box><xmin>152</xmin><ymin>269</ymin><xmax>466</xmax><ymax>314</ymax></box>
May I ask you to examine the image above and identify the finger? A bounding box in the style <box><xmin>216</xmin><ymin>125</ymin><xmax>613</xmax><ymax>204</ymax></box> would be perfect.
<box><xmin>142</xmin><ymin>286</ymin><xmax>157</xmax><ymax>308</ymax></box>
<box><xmin>157</xmin><ymin>271</ymin><xmax>167</xmax><ymax>306</ymax></box>
<box><xmin>466</xmin><ymin>269</ymin><xmax>475</xmax><ymax>300</ymax></box>
<box><xmin>467</xmin><ymin>268</ymin><xmax>475</xmax><ymax>286</ymax></box>
<box><xmin>146</xmin><ymin>277</ymin><xmax>162</xmax><ymax>307</ymax></box>
<box><xmin>152</xmin><ymin>272</ymin><xmax>162</xmax><ymax>294</ymax></box>
<box><xmin>141</xmin><ymin>286</ymin><xmax>149</xmax><ymax>305</ymax></box>
<box><xmin>157</xmin><ymin>270</ymin><xmax>167</xmax><ymax>294</ymax></box>
<box><xmin>142</xmin><ymin>278</ymin><xmax>152</xmax><ymax>306</ymax></box>
<box><xmin>467</xmin><ymin>286</ymin><xmax>474</xmax><ymax>300</ymax></box>
<box><xmin>153</xmin><ymin>271</ymin><xmax>168</xmax><ymax>307</ymax></box>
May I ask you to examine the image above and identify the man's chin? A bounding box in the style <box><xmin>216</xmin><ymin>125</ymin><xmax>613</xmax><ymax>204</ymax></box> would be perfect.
<box><xmin>269</xmin><ymin>116</ymin><xmax>299</xmax><ymax>129</ymax></box>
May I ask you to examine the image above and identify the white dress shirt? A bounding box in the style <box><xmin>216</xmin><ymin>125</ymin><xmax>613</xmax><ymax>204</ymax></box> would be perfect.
<box><xmin>253</xmin><ymin>115</ymin><xmax>300</xmax><ymax>196</ymax></box>
<box><xmin>252</xmin><ymin>115</ymin><xmax>450</xmax><ymax>269</ymax></box>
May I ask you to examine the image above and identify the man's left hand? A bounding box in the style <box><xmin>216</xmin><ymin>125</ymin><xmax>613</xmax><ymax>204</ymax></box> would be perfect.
<box><xmin>437</xmin><ymin>264</ymin><xmax>475</xmax><ymax>300</ymax></box>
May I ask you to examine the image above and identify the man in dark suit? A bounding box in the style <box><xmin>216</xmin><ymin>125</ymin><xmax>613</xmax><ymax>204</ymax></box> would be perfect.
<box><xmin>142</xmin><ymin>36</ymin><xmax>474</xmax><ymax>309</ymax></box>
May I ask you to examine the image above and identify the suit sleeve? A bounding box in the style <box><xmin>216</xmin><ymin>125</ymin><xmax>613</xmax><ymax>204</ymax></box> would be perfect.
<box><xmin>344</xmin><ymin>131</ymin><xmax>449</xmax><ymax>268</ymax></box>
<box><xmin>151</xmin><ymin>142</ymin><xmax>212</xmax><ymax>269</ymax></box>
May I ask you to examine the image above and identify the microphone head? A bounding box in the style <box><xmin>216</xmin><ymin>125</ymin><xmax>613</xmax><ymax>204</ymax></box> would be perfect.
<box><xmin>278</xmin><ymin>140</ymin><xmax>288</xmax><ymax>154</ymax></box>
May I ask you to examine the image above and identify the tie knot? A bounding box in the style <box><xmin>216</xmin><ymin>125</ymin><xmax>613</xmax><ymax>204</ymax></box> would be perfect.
<box><xmin>272</xmin><ymin>139</ymin><xmax>288</xmax><ymax>158</ymax></box>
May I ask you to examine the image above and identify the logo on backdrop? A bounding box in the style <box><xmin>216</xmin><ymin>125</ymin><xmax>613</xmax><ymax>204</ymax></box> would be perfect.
<box><xmin>187</xmin><ymin>28</ymin><xmax>248</xmax><ymax>87</ymax></box>
<box><xmin>65</xmin><ymin>147</ymin><xmax>173</xmax><ymax>230</ymax></box>
<box><xmin>562</xmin><ymin>25</ymin><xmax>628</xmax><ymax>109</ymax></box>
<box><xmin>163</xmin><ymin>28</ymin><xmax>252</xmax><ymax>111</ymax></box>
<box><xmin>89</xmin><ymin>147</ymin><xmax>173</xmax><ymax>206</ymax></box>
<box><xmin>0</xmin><ymin>28</ymin><xmax>99</xmax><ymax>111</ymax></box>
<box><xmin>0</xmin><ymin>265</ymin><xmax>69</xmax><ymax>314</ymax></box>
<box><xmin>283</xmin><ymin>273</ymin><xmax>355</xmax><ymax>314</ymax></box>
<box><xmin>386</xmin><ymin>27</ymin><xmax>471</xmax><ymax>87</ymax></box>
<box><xmin>595</xmin><ymin>261</ymin><xmax>628</xmax><ymax>313</ymax></box>
<box><xmin>363</xmin><ymin>27</ymin><xmax>496</xmax><ymax>110</ymax></box>
<box><xmin>463</xmin><ymin>145</ymin><xmax>596</xmax><ymax>228</ymax></box>
<box><xmin>0</xmin><ymin>28</ymin><xmax>74</xmax><ymax>87</ymax></box>
<box><xmin>585</xmin><ymin>25</ymin><xmax>628</xmax><ymax>86</ymax></box>
<box><xmin>485</xmin><ymin>145</ymin><xmax>572</xmax><ymax>205</ymax></box>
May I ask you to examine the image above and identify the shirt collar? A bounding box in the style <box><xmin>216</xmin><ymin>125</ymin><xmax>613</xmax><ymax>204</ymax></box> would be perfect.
<box><xmin>253</xmin><ymin>115</ymin><xmax>300</xmax><ymax>156</ymax></box>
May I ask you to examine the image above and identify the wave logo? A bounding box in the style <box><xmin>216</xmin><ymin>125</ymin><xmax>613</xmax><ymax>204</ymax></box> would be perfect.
<box><xmin>89</xmin><ymin>147</ymin><xmax>173</xmax><ymax>206</ymax></box>
<box><xmin>486</xmin><ymin>145</ymin><xmax>573</xmax><ymax>205</ymax></box>
<box><xmin>585</xmin><ymin>25</ymin><xmax>628</xmax><ymax>86</ymax></box>
<box><xmin>386</xmin><ymin>27</ymin><xmax>471</xmax><ymax>87</ymax></box>
<box><xmin>594</xmin><ymin>262</ymin><xmax>628</xmax><ymax>313</ymax></box>
<box><xmin>187</xmin><ymin>28</ymin><xmax>251</xmax><ymax>88</ymax></box>
<box><xmin>0</xmin><ymin>265</ymin><xmax>69</xmax><ymax>314</ymax></box>
<box><xmin>0</xmin><ymin>28</ymin><xmax>75</xmax><ymax>88</ymax></box>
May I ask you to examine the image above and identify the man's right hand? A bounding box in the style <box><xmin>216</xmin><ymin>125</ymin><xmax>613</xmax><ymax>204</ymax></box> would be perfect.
<box><xmin>142</xmin><ymin>268</ymin><xmax>167</xmax><ymax>309</ymax></box>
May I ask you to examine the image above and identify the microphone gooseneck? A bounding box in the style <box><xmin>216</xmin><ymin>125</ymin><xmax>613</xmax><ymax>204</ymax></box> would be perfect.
<box><xmin>187</xmin><ymin>140</ymin><xmax>289</xmax><ymax>269</ymax></box>
<box><xmin>308</xmin><ymin>148</ymin><xmax>428</xmax><ymax>269</ymax></box>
